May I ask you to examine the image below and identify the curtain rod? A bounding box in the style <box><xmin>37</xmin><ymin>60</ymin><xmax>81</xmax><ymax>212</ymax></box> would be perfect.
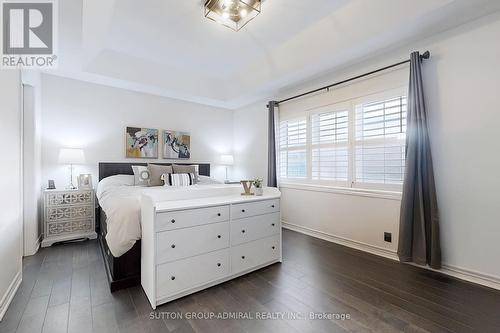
<box><xmin>273</xmin><ymin>51</ymin><xmax>430</xmax><ymax>106</ymax></box>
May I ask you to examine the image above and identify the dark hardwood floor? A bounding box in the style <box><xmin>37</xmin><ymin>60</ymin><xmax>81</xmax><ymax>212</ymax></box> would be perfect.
<box><xmin>1</xmin><ymin>229</ymin><xmax>499</xmax><ymax>333</ymax></box>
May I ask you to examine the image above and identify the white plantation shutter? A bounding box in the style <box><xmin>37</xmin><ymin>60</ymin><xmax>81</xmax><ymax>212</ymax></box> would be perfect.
<box><xmin>279</xmin><ymin>118</ymin><xmax>307</xmax><ymax>178</ymax></box>
<box><xmin>311</xmin><ymin>110</ymin><xmax>349</xmax><ymax>184</ymax></box>
<box><xmin>354</xmin><ymin>96</ymin><xmax>407</xmax><ymax>187</ymax></box>
<box><xmin>277</xmin><ymin>87</ymin><xmax>407</xmax><ymax>191</ymax></box>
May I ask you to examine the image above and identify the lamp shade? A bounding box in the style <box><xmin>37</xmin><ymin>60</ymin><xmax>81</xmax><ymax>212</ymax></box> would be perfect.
<box><xmin>220</xmin><ymin>154</ymin><xmax>234</xmax><ymax>166</ymax></box>
<box><xmin>58</xmin><ymin>148</ymin><xmax>85</xmax><ymax>164</ymax></box>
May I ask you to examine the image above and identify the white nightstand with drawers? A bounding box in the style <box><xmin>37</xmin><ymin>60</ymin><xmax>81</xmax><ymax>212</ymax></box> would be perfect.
<box><xmin>42</xmin><ymin>189</ymin><xmax>97</xmax><ymax>247</ymax></box>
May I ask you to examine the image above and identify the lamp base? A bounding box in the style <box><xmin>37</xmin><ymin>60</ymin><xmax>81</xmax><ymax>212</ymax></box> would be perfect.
<box><xmin>67</xmin><ymin>164</ymin><xmax>77</xmax><ymax>190</ymax></box>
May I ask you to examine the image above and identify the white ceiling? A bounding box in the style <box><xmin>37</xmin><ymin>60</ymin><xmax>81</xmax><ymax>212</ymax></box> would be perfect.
<box><xmin>49</xmin><ymin>0</ymin><xmax>500</xmax><ymax>109</ymax></box>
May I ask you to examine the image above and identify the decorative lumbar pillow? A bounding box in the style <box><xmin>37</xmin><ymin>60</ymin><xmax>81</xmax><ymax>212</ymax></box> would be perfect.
<box><xmin>172</xmin><ymin>164</ymin><xmax>198</xmax><ymax>183</ymax></box>
<box><xmin>131</xmin><ymin>165</ymin><xmax>150</xmax><ymax>186</ymax></box>
<box><xmin>162</xmin><ymin>173</ymin><xmax>195</xmax><ymax>187</ymax></box>
<box><xmin>147</xmin><ymin>164</ymin><xmax>173</xmax><ymax>186</ymax></box>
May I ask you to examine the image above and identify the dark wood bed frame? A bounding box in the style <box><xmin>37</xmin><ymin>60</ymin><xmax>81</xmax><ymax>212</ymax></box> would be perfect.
<box><xmin>97</xmin><ymin>162</ymin><xmax>211</xmax><ymax>292</ymax></box>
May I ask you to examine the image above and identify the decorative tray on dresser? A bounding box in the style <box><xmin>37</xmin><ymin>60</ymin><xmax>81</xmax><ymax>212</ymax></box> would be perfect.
<box><xmin>140</xmin><ymin>185</ymin><xmax>282</xmax><ymax>309</ymax></box>
<box><xmin>42</xmin><ymin>189</ymin><xmax>97</xmax><ymax>247</ymax></box>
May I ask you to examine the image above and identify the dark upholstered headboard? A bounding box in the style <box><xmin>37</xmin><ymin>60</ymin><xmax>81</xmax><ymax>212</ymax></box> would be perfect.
<box><xmin>98</xmin><ymin>162</ymin><xmax>210</xmax><ymax>181</ymax></box>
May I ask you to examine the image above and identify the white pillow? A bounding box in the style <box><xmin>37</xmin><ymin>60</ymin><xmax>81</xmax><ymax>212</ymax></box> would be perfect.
<box><xmin>194</xmin><ymin>165</ymin><xmax>200</xmax><ymax>182</ymax></box>
<box><xmin>132</xmin><ymin>165</ymin><xmax>150</xmax><ymax>186</ymax></box>
<box><xmin>96</xmin><ymin>175</ymin><xmax>134</xmax><ymax>199</ymax></box>
<box><xmin>198</xmin><ymin>175</ymin><xmax>223</xmax><ymax>185</ymax></box>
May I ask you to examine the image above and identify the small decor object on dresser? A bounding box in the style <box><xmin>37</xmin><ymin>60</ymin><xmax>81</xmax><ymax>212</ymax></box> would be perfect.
<box><xmin>47</xmin><ymin>179</ymin><xmax>56</xmax><ymax>189</ymax></box>
<box><xmin>77</xmin><ymin>174</ymin><xmax>93</xmax><ymax>189</ymax></box>
<box><xmin>240</xmin><ymin>180</ymin><xmax>254</xmax><ymax>196</ymax></box>
<box><xmin>253</xmin><ymin>178</ymin><xmax>263</xmax><ymax>196</ymax></box>
<box><xmin>126</xmin><ymin>127</ymin><xmax>159</xmax><ymax>158</ymax></box>
<box><xmin>163</xmin><ymin>130</ymin><xmax>191</xmax><ymax>159</ymax></box>
<box><xmin>42</xmin><ymin>189</ymin><xmax>97</xmax><ymax>247</ymax></box>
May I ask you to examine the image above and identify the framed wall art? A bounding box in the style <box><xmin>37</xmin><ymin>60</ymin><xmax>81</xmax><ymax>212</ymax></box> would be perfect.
<box><xmin>125</xmin><ymin>127</ymin><xmax>158</xmax><ymax>158</ymax></box>
<box><xmin>163</xmin><ymin>130</ymin><xmax>191</xmax><ymax>159</ymax></box>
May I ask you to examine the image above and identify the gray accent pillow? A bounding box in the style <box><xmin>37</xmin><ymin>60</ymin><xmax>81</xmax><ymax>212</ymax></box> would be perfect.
<box><xmin>172</xmin><ymin>164</ymin><xmax>198</xmax><ymax>183</ymax></box>
<box><xmin>131</xmin><ymin>165</ymin><xmax>150</xmax><ymax>186</ymax></box>
<box><xmin>147</xmin><ymin>164</ymin><xmax>173</xmax><ymax>186</ymax></box>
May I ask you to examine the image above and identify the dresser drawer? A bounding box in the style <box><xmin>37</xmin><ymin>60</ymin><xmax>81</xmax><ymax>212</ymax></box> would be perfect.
<box><xmin>156</xmin><ymin>222</ymin><xmax>229</xmax><ymax>264</ymax></box>
<box><xmin>231</xmin><ymin>199</ymin><xmax>280</xmax><ymax>220</ymax></box>
<box><xmin>231</xmin><ymin>235</ymin><xmax>280</xmax><ymax>275</ymax></box>
<box><xmin>46</xmin><ymin>191</ymin><xmax>93</xmax><ymax>206</ymax></box>
<box><xmin>156</xmin><ymin>249</ymin><xmax>229</xmax><ymax>298</ymax></box>
<box><xmin>231</xmin><ymin>212</ymin><xmax>280</xmax><ymax>246</ymax></box>
<box><xmin>46</xmin><ymin>219</ymin><xmax>93</xmax><ymax>237</ymax></box>
<box><xmin>46</xmin><ymin>205</ymin><xmax>93</xmax><ymax>222</ymax></box>
<box><xmin>156</xmin><ymin>205</ymin><xmax>229</xmax><ymax>232</ymax></box>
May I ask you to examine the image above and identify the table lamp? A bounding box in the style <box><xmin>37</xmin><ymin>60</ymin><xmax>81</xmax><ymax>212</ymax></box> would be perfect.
<box><xmin>220</xmin><ymin>154</ymin><xmax>234</xmax><ymax>183</ymax></box>
<box><xmin>58</xmin><ymin>148</ymin><xmax>85</xmax><ymax>189</ymax></box>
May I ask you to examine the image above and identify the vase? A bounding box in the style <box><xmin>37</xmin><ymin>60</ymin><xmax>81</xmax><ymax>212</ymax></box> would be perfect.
<box><xmin>255</xmin><ymin>187</ymin><xmax>263</xmax><ymax>196</ymax></box>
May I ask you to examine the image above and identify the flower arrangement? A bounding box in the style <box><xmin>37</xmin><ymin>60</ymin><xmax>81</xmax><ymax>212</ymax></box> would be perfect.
<box><xmin>253</xmin><ymin>178</ymin><xmax>263</xmax><ymax>188</ymax></box>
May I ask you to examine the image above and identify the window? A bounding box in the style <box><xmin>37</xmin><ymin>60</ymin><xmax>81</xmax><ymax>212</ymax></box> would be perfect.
<box><xmin>279</xmin><ymin>118</ymin><xmax>307</xmax><ymax>178</ymax></box>
<box><xmin>311</xmin><ymin>110</ymin><xmax>349</xmax><ymax>184</ymax></box>
<box><xmin>279</xmin><ymin>89</ymin><xmax>407</xmax><ymax>191</ymax></box>
<box><xmin>355</xmin><ymin>96</ymin><xmax>407</xmax><ymax>187</ymax></box>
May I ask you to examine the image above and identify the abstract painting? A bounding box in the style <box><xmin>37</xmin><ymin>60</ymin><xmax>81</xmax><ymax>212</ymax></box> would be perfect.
<box><xmin>126</xmin><ymin>127</ymin><xmax>158</xmax><ymax>158</ymax></box>
<box><xmin>163</xmin><ymin>130</ymin><xmax>191</xmax><ymax>159</ymax></box>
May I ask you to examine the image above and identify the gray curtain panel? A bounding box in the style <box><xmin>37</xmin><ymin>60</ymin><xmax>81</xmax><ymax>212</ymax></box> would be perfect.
<box><xmin>267</xmin><ymin>101</ymin><xmax>278</xmax><ymax>187</ymax></box>
<box><xmin>398</xmin><ymin>52</ymin><xmax>441</xmax><ymax>269</ymax></box>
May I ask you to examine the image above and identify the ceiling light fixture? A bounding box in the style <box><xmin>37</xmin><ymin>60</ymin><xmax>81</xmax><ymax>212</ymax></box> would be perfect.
<box><xmin>204</xmin><ymin>0</ymin><xmax>262</xmax><ymax>32</ymax></box>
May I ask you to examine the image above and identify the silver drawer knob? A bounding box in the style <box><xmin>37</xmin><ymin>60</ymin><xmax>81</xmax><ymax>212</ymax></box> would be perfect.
<box><xmin>217</xmin><ymin>263</ymin><xmax>221</xmax><ymax>267</ymax></box>
<box><xmin>171</xmin><ymin>219</ymin><xmax>175</xmax><ymax>223</ymax></box>
<box><xmin>271</xmin><ymin>205</ymin><xmax>275</xmax><ymax>208</ymax></box>
<box><xmin>271</xmin><ymin>223</ymin><xmax>275</xmax><ymax>226</ymax></box>
<box><xmin>217</xmin><ymin>235</ymin><xmax>221</xmax><ymax>239</ymax></box>
<box><xmin>272</xmin><ymin>246</ymin><xmax>276</xmax><ymax>250</ymax></box>
<box><xmin>171</xmin><ymin>276</ymin><xmax>175</xmax><ymax>280</ymax></box>
<box><xmin>217</xmin><ymin>213</ymin><xmax>221</xmax><ymax>216</ymax></box>
<box><xmin>171</xmin><ymin>244</ymin><xmax>175</xmax><ymax>248</ymax></box>
<box><xmin>241</xmin><ymin>229</ymin><xmax>245</xmax><ymax>233</ymax></box>
<box><xmin>241</xmin><ymin>256</ymin><xmax>245</xmax><ymax>259</ymax></box>
<box><xmin>241</xmin><ymin>209</ymin><xmax>245</xmax><ymax>212</ymax></box>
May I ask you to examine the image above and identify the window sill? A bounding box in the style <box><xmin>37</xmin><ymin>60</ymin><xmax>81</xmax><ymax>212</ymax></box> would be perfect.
<box><xmin>279</xmin><ymin>182</ymin><xmax>402</xmax><ymax>201</ymax></box>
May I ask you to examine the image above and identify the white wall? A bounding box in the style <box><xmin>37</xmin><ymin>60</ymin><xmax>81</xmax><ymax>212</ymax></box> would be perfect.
<box><xmin>0</xmin><ymin>70</ymin><xmax>23</xmax><ymax>319</ymax></box>
<box><xmin>233</xmin><ymin>12</ymin><xmax>500</xmax><ymax>288</ymax></box>
<box><xmin>423</xmin><ymin>13</ymin><xmax>500</xmax><ymax>283</ymax></box>
<box><xmin>232</xmin><ymin>102</ymin><xmax>268</xmax><ymax>182</ymax></box>
<box><xmin>41</xmin><ymin>74</ymin><xmax>234</xmax><ymax>188</ymax></box>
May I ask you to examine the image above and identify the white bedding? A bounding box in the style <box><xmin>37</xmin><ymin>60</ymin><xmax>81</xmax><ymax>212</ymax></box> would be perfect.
<box><xmin>96</xmin><ymin>175</ymin><xmax>223</xmax><ymax>257</ymax></box>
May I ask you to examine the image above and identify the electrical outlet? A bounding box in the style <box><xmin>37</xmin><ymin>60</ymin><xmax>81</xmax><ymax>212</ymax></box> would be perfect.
<box><xmin>384</xmin><ymin>232</ymin><xmax>392</xmax><ymax>243</ymax></box>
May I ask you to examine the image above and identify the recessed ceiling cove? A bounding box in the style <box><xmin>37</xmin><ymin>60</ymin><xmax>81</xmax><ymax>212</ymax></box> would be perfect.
<box><xmin>48</xmin><ymin>0</ymin><xmax>500</xmax><ymax>109</ymax></box>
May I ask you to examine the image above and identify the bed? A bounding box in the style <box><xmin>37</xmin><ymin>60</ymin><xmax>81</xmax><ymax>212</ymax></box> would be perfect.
<box><xmin>97</xmin><ymin>162</ymin><xmax>212</xmax><ymax>291</ymax></box>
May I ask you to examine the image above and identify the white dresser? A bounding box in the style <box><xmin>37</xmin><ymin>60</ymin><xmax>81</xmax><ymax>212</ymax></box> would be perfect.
<box><xmin>141</xmin><ymin>187</ymin><xmax>281</xmax><ymax>308</ymax></box>
<box><xmin>42</xmin><ymin>189</ymin><xmax>97</xmax><ymax>247</ymax></box>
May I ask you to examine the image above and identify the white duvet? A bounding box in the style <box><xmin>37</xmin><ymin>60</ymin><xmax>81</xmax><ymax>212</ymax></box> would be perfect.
<box><xmin>96</xmin><ymin>174</ymin><xmax>223</xmax><ymax>257</ymax></box>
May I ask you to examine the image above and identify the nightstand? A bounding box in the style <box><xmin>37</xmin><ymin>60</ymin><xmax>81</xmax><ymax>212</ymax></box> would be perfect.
<box><xmin>42</xmin><ymin>188</ymin><xmax>97</xmax><ymax>247</ymax></box>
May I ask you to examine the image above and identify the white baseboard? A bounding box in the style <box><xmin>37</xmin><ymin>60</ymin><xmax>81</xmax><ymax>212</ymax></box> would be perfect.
<box><xmin>24</xmin><ymin>234</ymin><xmax>42</xmax><ymax>257</ymax></box>
<box><xmin>436</xmin><ymin>264</ymin><xmax>500</xmax><ymax>291</ymax></box>
<box><xmin>282</xmin><ymin>221</ymin><xmax>399</xmax><ymax>261</ymax></box>
<box><xmin>0</xmin><ymin>270</ymin><xmax>22</xmax><ymax>321</ymax></box>
<box><xmin>282</xmin><ymin>221</ymin><xmax>500</xmax><ymax>291</ymax></box>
